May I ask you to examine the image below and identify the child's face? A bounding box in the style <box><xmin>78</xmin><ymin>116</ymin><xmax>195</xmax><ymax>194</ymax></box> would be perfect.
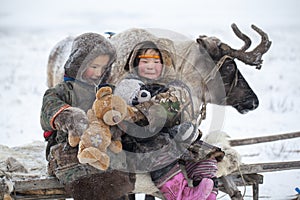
<box><xmin>83</xmin><ymin>55</ymin><xmax>110</xmax><ymax>84</ymax></box>
<box><xmin>137</xmin><ymin>49</ymin><xmax>163</xmax><ymax>80</ymax></box>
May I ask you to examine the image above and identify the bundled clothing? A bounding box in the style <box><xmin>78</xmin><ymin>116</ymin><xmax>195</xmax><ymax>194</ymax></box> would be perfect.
<box><xmin>41</xmin><ymin>32</ymin><xmax>116</xmax><ymax>159</ymax></box>
<box><xmin>118</xmin><ymin>40</ymin><xmax>219</xmax><ymax>200</ymax></box>
<box><xmin>40</xmin><ymin>33</ymin><xmax>135</xmax><ymax>200</ymax></box>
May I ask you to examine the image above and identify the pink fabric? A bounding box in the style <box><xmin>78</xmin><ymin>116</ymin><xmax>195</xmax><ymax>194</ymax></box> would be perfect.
<box><xmin>159</xmin><ymin>173</ymin><xmax>214</xmax><ymax>200</ymax></box>
<box><xmin>206</xmin><ymin>192</ymin><xmax>217</xmax><ymax>200</ymax></box>
<box><xmin>196</xmin><ymin>178</ymin><xmax>214</xmax><ymax>200</ymax></box>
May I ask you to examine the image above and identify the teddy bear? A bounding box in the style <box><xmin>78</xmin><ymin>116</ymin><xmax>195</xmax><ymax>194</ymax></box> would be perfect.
<box><xmin>68</xmin><ymin>86</ymin><xmax>136</xmax><ymax>170</ymax></box>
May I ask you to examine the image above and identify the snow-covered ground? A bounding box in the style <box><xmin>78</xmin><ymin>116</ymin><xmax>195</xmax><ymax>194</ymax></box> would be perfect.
<box><xmin>0</xmin><ymin>0</ymin><xmax>299</xmax><ymax>199</ymax></box>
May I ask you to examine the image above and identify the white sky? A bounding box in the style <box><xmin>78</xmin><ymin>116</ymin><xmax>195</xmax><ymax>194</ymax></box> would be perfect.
<box><xmin>1</xmin><ymin>0</ymin><xmax>299</xmax><ymax>36</ymax></box>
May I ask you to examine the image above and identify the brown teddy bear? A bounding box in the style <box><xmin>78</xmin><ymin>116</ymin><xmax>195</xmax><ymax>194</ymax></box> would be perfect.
<box><xmin>69</xmin><ymin>86</ymin><xmax>135</xmax><ymax>170</ymax></box>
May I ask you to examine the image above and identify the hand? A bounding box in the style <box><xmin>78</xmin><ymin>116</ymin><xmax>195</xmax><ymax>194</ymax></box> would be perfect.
<box><xmin>54</xmin><ymin>107</ymin><xmax>89</xmax><ymax>146</ymax></box>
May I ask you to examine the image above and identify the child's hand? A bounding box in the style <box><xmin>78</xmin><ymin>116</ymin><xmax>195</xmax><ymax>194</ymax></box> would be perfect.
<box><xmin>54</xmin><ymin>107</ymin><xmax>89</xmax><ymax>146</ymax></box>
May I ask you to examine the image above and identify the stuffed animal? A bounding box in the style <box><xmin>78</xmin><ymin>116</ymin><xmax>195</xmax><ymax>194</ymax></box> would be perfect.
<box><xmin>72</xmin><ymin>86</ymin><xmax>131</xmax><ymax>170</ymax></box>
<box><xmin>114</xmin><ymin>79</ymin><xmax>151</xmax><ymax>106</ymax></box>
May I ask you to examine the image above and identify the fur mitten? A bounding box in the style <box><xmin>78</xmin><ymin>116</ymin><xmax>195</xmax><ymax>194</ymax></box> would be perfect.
<box><xmin>54</xmin><ymin>107</ymin><xmax>88</xmax><ymax>147</ymax></box>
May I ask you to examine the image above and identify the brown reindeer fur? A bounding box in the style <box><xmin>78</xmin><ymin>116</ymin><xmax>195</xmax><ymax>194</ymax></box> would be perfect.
<box><xmin>64</xmin><ymin>170</ymin><xmax>135</xmax><ymax>200</ymax></box>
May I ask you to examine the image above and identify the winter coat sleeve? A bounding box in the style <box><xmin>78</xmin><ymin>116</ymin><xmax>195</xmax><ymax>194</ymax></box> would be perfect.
<box><xmin>40</xmin><ymin>83</ymin><xmax>72</xmax><ymax>131</ymax></box>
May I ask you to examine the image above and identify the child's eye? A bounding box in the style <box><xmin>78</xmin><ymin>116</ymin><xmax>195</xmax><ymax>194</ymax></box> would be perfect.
<box><xmin>140</xmin><ymin>59</ymin><xmax>148</xmax><ymax>63</ymax></box>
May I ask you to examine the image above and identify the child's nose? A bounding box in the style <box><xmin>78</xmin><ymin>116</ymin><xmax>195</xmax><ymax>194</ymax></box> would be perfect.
<box><xmin>146</xmin><ymin>63</ymin><xmax>155</xmax><ymax>69</ymax></box>
<box><xmin>95</xmin><ymin>68</ymin><xmax>103</xmax><ymax>76</ymax></box>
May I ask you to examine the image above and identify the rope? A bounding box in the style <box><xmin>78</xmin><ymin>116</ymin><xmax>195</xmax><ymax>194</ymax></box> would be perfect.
<box><xmin>237</xmin><ymin>163</ymin><xmax>247</xmax><ymax>198</ymax></box>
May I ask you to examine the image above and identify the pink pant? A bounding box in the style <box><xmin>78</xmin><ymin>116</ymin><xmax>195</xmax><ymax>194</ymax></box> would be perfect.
<box><xmin>159</xmin><ymin>172</ymin><xmax>214</xmax><ymax>200</ymax></box>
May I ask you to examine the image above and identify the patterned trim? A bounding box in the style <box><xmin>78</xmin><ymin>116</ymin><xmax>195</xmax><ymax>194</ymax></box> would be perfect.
<box><xmin>50</xmin><ymin>104</ymin><xmax>71</xmax><ymax>130</ymax></box>
<box><xmin>138</xmin><ymin>55</ymin><xmax>160</xmax><ymax>59</ymax></box>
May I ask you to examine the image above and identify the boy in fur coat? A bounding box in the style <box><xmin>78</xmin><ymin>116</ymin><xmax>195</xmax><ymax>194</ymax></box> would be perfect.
<box><xmin>40</xmin><ymin>32</ymin><xmax>134</xmax><ymax>200</ymax></box>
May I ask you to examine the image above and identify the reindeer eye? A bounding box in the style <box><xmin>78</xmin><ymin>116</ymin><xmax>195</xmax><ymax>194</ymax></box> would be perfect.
<box><xmin>226</xmin><ymin>63</ymin><xmax>235</xmax><ymax>73</ymax></box>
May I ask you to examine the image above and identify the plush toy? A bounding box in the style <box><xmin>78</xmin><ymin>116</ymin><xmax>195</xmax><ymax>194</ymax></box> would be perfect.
<box><xmin>71</xmin><ymin>86</ymin><xmax>132</xmax><ymax>170</ymax></box>
<box><xmin>114</xmin><ymin>79</ymin><xmax>152</xmax><ymax>106</ymax></box>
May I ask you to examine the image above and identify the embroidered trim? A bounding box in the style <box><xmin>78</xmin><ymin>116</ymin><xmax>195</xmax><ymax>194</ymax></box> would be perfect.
<box><xmin>138</xmin><ymin>55</ymin><xmax>160</xmax><ymax>59</ymax></box>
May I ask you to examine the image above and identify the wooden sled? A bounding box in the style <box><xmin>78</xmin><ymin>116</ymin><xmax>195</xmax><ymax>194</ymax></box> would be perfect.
<box><xmin>1</xmin><ymin>131</ymin><xmax>300</xmax><ymax>200</ymax></box>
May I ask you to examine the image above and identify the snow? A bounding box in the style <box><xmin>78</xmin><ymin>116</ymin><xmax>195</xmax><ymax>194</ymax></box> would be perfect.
<box><xmin>0</xmin><ymin>0</ymin><xmax>299</xmax><ymax>199</ymax></box>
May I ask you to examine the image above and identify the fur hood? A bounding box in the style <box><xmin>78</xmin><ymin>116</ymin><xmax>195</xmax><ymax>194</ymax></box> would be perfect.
<box><xmin>124</xmin><ymin>40</ymin><xmax>176</xmax><ymax>84</ymax></box>
<box><xmin>64</xmin><ymin>32</ymin><xmax>116</xmax><ymax>85</ymax></box>
<box><xmin>110</xmin><ymin>28</ymin><xmax>177</xmax><ymax>85</ymax></box>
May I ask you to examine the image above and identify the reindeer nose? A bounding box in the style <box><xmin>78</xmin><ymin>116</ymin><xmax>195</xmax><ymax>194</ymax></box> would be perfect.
<box><xmin>235</xmin><ymin>96</ymin><xmax>259</xmax><ymax>114</ymax></box>
<box><xmin>252</xmin><ymin>98</ymin><xmax>259</xmax><ymax>109</ymax></box>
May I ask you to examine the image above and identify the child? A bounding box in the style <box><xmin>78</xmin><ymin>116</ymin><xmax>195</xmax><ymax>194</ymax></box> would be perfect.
<box><xmin>41</xmin><ymin>32</ymin><xmax>116</xmax><ymax>160</ymax></box>
<box><xmin>40</xmin><ymin>32</ymin><xmax>134</xmax><ymax>200</ymax></box>
<box><xmin>119</xmin><ymin>40</ymin><xmax>219</xmax><ymax>200</ymax></box>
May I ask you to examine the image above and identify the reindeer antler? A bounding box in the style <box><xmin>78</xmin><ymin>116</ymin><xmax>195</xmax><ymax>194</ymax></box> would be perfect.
<box><xmin>220</xmin><ymin>23</ymin><xmax>272</xmax><ymax>69</ymax></box>
<box><xmin>197</xmin><ymin>23</ymin><xmax>272</xmax><ymax>69</ymax></box>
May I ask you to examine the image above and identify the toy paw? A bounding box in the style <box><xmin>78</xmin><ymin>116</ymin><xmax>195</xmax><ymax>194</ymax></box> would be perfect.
<box><xmin>68</xmin><ymin>134</ymin><xmax>81</xmax><ymax>147</ymax></box>
<box><xmin>4</xmin><ymin>194</ymin><xmax>13</xmax><ymax>200</ymax></box>
<box><xmin>78</xmin><ymin>146</ymin><xmax>110</xmax><ymax>171</ymax></box>
<box><xmin>109</xmin><ymin>140</ymin><xmax>122</xmax><ymax>153</ymax></box>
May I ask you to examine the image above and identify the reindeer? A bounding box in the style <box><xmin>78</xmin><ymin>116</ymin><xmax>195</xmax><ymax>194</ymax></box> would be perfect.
<box><xmin>196</xmin><ymin>24</ymin><xmax>272</xmax><ymax>114</ymax></box>
<box><xmin>45</xmin><ymin>24</ymin><xmax>271</xmax><ymax>200</ymax></box>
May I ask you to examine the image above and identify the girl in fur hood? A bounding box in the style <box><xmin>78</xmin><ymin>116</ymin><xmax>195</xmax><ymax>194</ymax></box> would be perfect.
<box><xmin>118</xmin><ymin>40</ymin><xmax>219</xmax><ymax>200</ymax></box>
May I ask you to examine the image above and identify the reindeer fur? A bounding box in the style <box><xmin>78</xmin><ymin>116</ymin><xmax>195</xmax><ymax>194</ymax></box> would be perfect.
<box><xmin>203</xmin><ymin>131</ymin><xmax>241</xmax><ymax>177</ymax></box>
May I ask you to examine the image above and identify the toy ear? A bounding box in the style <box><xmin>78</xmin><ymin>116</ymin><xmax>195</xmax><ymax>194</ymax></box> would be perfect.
<box><xmin>138</xmin><ymin>90</ymin><xmax>151</xmax><ymax>103</ymax></box>
<box><xmin>96</xmin><ymin>86</ymin><xmax>112</xmax><ymax>99</ymax></box>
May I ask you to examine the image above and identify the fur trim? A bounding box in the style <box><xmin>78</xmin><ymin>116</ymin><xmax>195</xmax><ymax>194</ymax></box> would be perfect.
<box><xmin>203</xmin><ymin>131</ymin><xmax>241</xmax><ymax>177</ymax></box>
<box><xmin>64</xmin><ymin>33</ymin><xmax>116</xmax><ymax>85</ymax></box>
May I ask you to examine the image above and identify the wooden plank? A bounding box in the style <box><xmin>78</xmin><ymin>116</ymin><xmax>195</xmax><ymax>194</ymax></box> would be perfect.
<box><xmin>11</xmin><ymin>160</ymin><xmax>300</xmax><ymax>199</ymax></box>
<box><xmin>232</xmin><ymin>160</ymin><xmax>300</xmax><ymax>175</ymax></box>
<box><xmin>10</xmin><ymin>174</ymin><xmax>263</xmax><ymax>199</ymax></box>
<box><xmin>13</xmin><ymin>193</ymin><xmax>69</xmax><ymax>200</ymax></box>
<box><xmin>8</xmin><ymin>160</ymin><xmax>300</xmax><ymax>199</ymax></box>
<box><xmin>230</xmin><ymin>131</ymin><xmax>300</xmax><ymax>146</ymax></box>
<box><xmin>220</xmin><ymin>176</ymin><xmax>243</xmax><ymax>200</ymax></box>
<box><xmin>12</xmin><ymin>174</ymin><xmax>263</xmax><ymax>191</ymax></box>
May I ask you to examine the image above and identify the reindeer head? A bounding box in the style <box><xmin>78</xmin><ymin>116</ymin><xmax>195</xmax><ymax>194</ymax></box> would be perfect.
<box><xmin>219</xmin><ymin>57</ymin><xmax>259</xmax><ymax>114</ymax></box>
<box><xmin>197</xmin><ymin>24</ymin><xmax>272</xmax><ymax>114</ymax></box>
